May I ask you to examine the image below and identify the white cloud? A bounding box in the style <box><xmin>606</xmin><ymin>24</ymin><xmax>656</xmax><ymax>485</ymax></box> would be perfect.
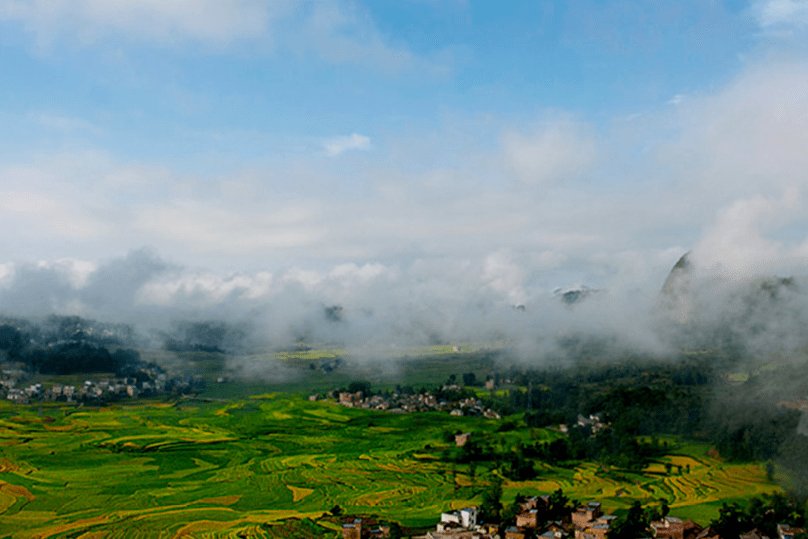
<box><xmin>42</xmin><ymin>258</ymin><xmax>98</xmax><ymax>288</ymax></box>
<box><xmin>668</xmin><ymin>94</ymin><xmax>686</xmax><ymax>106</ymax></box>
<box><xmin>753</xmin><ymin>0</ymin><xmax>808</xmax><ymax>31</ymax></box>
<box><xmin>0</xmin><ymin>0</ymin><xmax>283</xmax><ymax>47</ymax></box>
<box><xmin>502</xmin><ymin>117</ymin><xmax>597</xmax><ymax>186</ymax></box>
<box><xmin>0</xmin><ymin>190</ymin><xmax>104</xmax><ymax>240</ymax></box>
<box><xmin>0</xmin><ymin>263</ymin><xmax>14</xmax><ymax>284</ymax></box>
<box><xmin>324</xmin><ymin>133</ymin><xmax>371</xmax><ymax>157</ymax></box>
<box><xmin>297</xmin><ymin>1</ymin><xmax>442</xmax><ymax>73</ymax></box>
<box><xmin>328</xmin><ymin>262</ymin><xmax>389</xmax><ymax>283</ymax></box>
<box><xmin>133</xmin><ymin>201</ymin><xmax>324</xmax><ymax>253</ymax></box>
<box><xmin>0</xmin><ymin>0</ymin><xmax>444</xmax><ymax>73</ymax></box>
<box><xmin>482</xmin><ymin>252</ymin><xmax>527</xmax><ymax>305</ymax></box>
<box><xmin>692</xmin><ymin>191</ymin><xmax>803</xmax><ymax>278</ymax></box>
<box><xmin>30</xmin><ymin>112</ymin><xmax>101</xmax><ymax>134</ymax></box>
<box><xmin>137</xmin><ymin>270</ymin><xmax>273</xmax><ymax>306</ymax></box>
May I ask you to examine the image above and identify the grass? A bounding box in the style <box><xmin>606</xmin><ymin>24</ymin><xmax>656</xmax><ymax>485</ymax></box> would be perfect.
<box><xmin>0</xmin><ymin>394</ymin><xmax>779</xmax><ymax>537</ymax></box>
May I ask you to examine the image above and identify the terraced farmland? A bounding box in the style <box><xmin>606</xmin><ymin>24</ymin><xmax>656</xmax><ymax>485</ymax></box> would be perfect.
<box><xmin>0</xmin><ymin>395</ymin><xmax>778</xmax><ymax>537</ymax></box>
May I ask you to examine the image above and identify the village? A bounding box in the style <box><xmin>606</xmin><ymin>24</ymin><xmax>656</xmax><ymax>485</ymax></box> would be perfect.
<box><xmin>0</xmin><ymin>365</ymin><xmax>202</xmax><ymax>404</ymax></box>
<box><xmin>322</xmin><ymin>382</ymin><xmax>502</xmax><ymax>419</ymax></box>
<box><xmin>341</xmin><ymin>496</ymin><xmax>806</xmax><ymax>539</ymax></box>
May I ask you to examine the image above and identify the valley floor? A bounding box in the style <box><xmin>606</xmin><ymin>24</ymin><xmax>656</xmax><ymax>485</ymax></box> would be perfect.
<box><xmin>0</xmin><ymin>394</ymin><xmax>778</xmax><ymax>538</ymax></box>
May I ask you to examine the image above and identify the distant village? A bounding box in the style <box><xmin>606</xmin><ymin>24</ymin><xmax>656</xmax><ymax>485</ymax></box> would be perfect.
<box><xmin>0</xmin><ymin>365</ymin><xmax>202</xmax><ymax>404</ymax></box>
<box><xmin>341</xmin><ymin>496</ymin><xmax>806</xmax><ymax>539</ymax></box>
<box><xmin>321</xmin><ymin>385</ymin><xmax>502</xmax><ymax>419</ymax></box>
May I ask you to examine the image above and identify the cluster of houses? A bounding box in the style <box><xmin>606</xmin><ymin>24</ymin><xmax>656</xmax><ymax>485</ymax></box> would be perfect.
<box><xmin>326</xmin><ymin>390</ymin><xmax>500</xmax><ymax>419</ymax></box>
<box><xmin>341</xmin><ymin>517</ymin><xmax>393</xmax><ymax>538</ymax></box>
<box><xmin>1</xmin><ymin>366</ymin><xmax>200</xmax><ymax>404</ymax></box>
<box><xmin>372</xmin><ymin>495</ymin><xmax>808</xmax><ymax>539</ymax></box>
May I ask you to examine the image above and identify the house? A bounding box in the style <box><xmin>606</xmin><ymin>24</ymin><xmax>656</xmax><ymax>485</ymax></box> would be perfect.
<box><xmin>778</xmin><ymin>524</ymin><xmax>807</xmax><ymax>539</ymax></box>
<box><xmin>341</xmin><ymin>517</ymin><xmax>391</xmax><ymax>539</ymax></box>
<box><xmin>739</xmin><ymin>529</ymin><xmax>768</xmax><ymax>539</ymax></box>
<box><xmin>589</xmin><ymin>524</ymin><xmax>610</xmax><ymax>539</ymax></box>
<box><xmin>694</xmin><ymin>527</ymin><xmax>721</xmax><ymax>539</ymax></box>
<box><xmin>455</xmin><ymin>432</ymin><xmax>471</xmax><ymax>447</ymax></box>
<box><xmin>652</xmin><ymin>516</ymin><xmax>685</xmax><ymax>539</ymax></box>
<box><xmin>575</xmin><ymin>523</ymin><xmax>610</xmax><ymax>539</ymax></box>
<box><xmin>343</xmin><ymin>518</ymin><xmax>363</xmax><ymax>539</ymax></box>
<box><xmin>520</xmin><ymin>495</ymin><xmax>550</xmax><ymax>515</ymax></box>
<box><xmin>573</xmin><ymin>508</ymin><xmax>614</xmax><ymax>539</ymax></box>
<box><xmin>572</xmin><ymin>502</ymin><xmax>602</xmax><ymax>529</ymax></box>
<box><xmin>544</xmin><ymin>521</ymin><xmax>568</xmax><ymax>538</ymax></box>
<box><xmin>439</xmin><ymin>507</ymin><xmax>478</xmax><ymax>530</ymax></box>
<box><xmin>516</xmin><ymin>509</ymin><xmax>540</xmax><ymax>529</ymax></box>
<box><xmin>505</xmin><ymin>526</ymin><xmax>528</xmax><ymax>539</ymax></box>
<box><xmin>6</xmin><ymin>388</ymin><xmax>28</xmax><ymax>404</ymax></box>
<box><xmin>427</xmin><ymin>507</ymin><xmax>495</xmax><ymax>538</ymax></box>
<box><xmin>338</xmin><ymin>391</ymin><xmax>362</xmax><ymax>407</ymax></box>
<box><xmin>541</xmin><ymin>528</ymin><xmax>570</xmax><ymax>539</ymax></box>
<box><xmin>369</xmin><ymin>524</ymin><xmax>391</xmax><ymax>537</ymax></box>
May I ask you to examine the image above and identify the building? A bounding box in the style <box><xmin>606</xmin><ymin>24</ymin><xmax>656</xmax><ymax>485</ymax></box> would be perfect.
<box><xmin>343</xmin><ymin>518</ymin><xmax>363</xmax><ymax>539</ymax></box>
<box><xmin>516</xmin><ymin>509</ymin><xmax>540</xmax><ymax>529</ymax></box>
<box><xmin>339</xmin><ymin>391</ymin><xmax>362</xmax><ymax>407</ymax></box>
<box><xmin>505</xmin><ymin>526</ymin><xmax>528</xmax><ymax>539</ymax></box>
<box><xmin>652</xmin><ymin>517</ymin><xmax>685</xmax><ymax>539</ymax></box>
<box><xmin>455</xmin><ymin>432</ymin><xmax>471</xmax><ymax>447</ymax></box>
<box><xmin>544</xmin><ymin>521</ymin><xmax>569</xmax><ymax>538</ymax></box>
<box><xmin>521</xmin><ymin>495</ymin><xmax>550</xmax><ymax>512</ymax></box>
<box><xmin>424</xmin><ymin>507</ymin><xmax>496</xmax><ymax>539</ymax></box>
<box><xmin>573</xmin><ymin>506</ymin><xmax>614</xmax><ymax>539</ymax></box>
<box><xmin>439</xmin><ymin>507</ymin><xmax>478</xmax><ymax>530</ymax></box>
<box><xmin>572</xmin><ymin>502</ymin><xmax>602</xmax><ymax>529</ymax></box>
<box><xmin>778</xmin><ymin>524</ymin><xmax>807</xmax><ymax>539</ymax></box>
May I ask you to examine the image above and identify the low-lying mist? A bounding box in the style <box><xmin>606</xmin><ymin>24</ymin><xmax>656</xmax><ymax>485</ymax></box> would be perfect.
<box><xmin>2</xmin><ymin>248</ymin><xmax>808</xmax><ymax>369</ymax></box>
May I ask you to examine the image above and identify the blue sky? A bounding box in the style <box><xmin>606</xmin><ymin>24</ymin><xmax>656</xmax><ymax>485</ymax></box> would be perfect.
<box><xmin>1</xmin><ymin>0</ymin><xmax>808</xmax><ymax>324</ymax></box>
<box><xmin>0</xmin><ymin>1</ymin><xmax>757</xmax><ymax>165</ymax></box>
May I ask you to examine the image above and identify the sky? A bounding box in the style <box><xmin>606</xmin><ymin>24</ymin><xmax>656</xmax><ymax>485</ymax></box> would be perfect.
<box><xmin>2</xmin><ymin>0</ymin><xmax>808</xmax><ymax>336</ymax></box>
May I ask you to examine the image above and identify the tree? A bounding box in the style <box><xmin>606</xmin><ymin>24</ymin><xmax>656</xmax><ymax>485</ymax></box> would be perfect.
<box><xmin>547</xmin><ymin>488</ymin><xmax>572</xmax><ymax>521</ymax></box>
<box><xmin>480</xmin><ymin>475</ymin><xmax>503</xmax><ymax>522</ymax></box>
<box><xmin>611</xmin><ymin>501</ymin><xmax>651</xmax><ymax>539</ymax></box>
<box><xmin>711</xmin><ymin>502</ymin><xmax>747</xmax><ymax>539</ymax></box>
<box><xmin>778</xmin><ymin>434</ymin><xmax>808</xmax><ymax>505</ymax></box>
<box><xmin>660</xmin><ymin>498</ymin><xmax>670</xmax><ymax>519</ymax></box>
<box><xmin>503</xmin><ymin>449</ymin><xmax>537</xmax><ymax>481</ymax></box>
<box><xmin>502</xmin><ymin>495</ymin><xmax>524</xmax><ymax>525</ymax></box>
<box><xmin>462</xmin><ymin>372</ymin><xmax>477</xmax><ymax>386</ymax></box>
<box><xmin>387</xmin><ymin>522</ymin><xmax>403</xmax><ymax>539</ymax></box>
<box><xmin>347</xmin><ymin>380</ymin><xmax>371</xmax><ymax>397</ymax></box>
<box><xmin>329</xmin><ymin>504</ymin><xmax>343</xmax><ymax>516</ymax></box>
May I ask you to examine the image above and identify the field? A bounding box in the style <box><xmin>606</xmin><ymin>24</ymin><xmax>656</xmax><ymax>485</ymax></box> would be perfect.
<box><xmin>142</xmin><ymin>348</ymin><xmax>503</xmax><ymax>398</ymax></box>
<box><xmin>0</xmin><ymin>393</ymin><xmax>779</xmax><ymax>538</ymax></box>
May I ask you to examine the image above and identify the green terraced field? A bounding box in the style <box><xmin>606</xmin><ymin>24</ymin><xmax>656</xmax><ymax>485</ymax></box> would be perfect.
<box><xmin>0</xmin><ymin>395</ymin><xmax>778</xmax><ymax>538</ymax></box>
